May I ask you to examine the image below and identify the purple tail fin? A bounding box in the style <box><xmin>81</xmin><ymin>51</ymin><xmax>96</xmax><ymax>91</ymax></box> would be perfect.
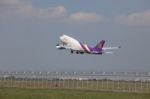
<box><xmin>94</xmin><ymin>40</ymin><xmax>105</xmax><ymax>49</ymax></box>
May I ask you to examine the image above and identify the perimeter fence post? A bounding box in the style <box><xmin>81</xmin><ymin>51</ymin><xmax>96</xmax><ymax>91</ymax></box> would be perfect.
<box><xmin>14</xmin><ymin>76</ymin><xmax>16</xmax><ymax>88</ymax></box>
<box><xmin>3</xmin><ymin>76</ymin><xmax>5</xmax><ymax>88</ymax></box>
<box><xmin>146</xmin><ymin>80</ymin><xmax>149</xmax><ymax>93</ymax></box>
<box><xmin>128</xmin><ymin>80</ymin><xmax>131</xmax><ymax>92</ymax></box>
<box><xmin>86</xmin><ymin>80</ymin><xmax>88</xmax><ymax>89</ymax></box>
<box><xmin>102</xmin><ymin>79</ymin><xmax>103</xmax><ymax>89</ymax></box>
<box><xmin>96</xmin><ymin>79</ymin><xmax>98</xmax><ymax>90</ymax></box>
<box><xmin>11</xmin><ymin>76</ymin><xmax>12</xmax><ymax>88</ymax></box>
<box><xmin>106</xmin><ymin>79</ymin><xmax>108</xmax><ymax>90</ymax></box>
<box><xmin>116</xmin><ymin>80</ymin><xmax>118</xmax><ymax>91</ymax></box>
<box><xmin>141</xmin><ymin>80</ymin><xmax>142</xmax><ymax>92</ymax></box>
<box><xmin>134</xmin><ymin>80</ymin><xmax>136</xmax><ymax>93</ymax></box>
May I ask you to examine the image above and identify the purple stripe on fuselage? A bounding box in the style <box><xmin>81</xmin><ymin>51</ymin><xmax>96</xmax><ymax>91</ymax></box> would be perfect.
<box><xmin>79</xmin><ymin>43</ymin><xmax>90</xmax><ymax>53</ymax></box>
<box><xmin>92</xmin><ymin>48</ymin><xmax>102</xmax><ymax>54</ymax></box>
<box><xmin>79</xmin><ymin>42</ymin><xmax>103</xmax><ymax>54</ymax></box>
<box><xmin>88</xmin><ymin>46</ymin><xmax>93</xmax><ymax>52</ymax></box>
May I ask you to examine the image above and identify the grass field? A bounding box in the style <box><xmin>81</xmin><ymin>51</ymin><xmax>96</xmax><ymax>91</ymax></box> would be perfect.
<box><xmin>0</xmin><ymin>88</ymin><xmax>150</xmax><ymax>99</ymax></box>
<box><xmin>0</xmin><ymin>79</ymin><xmax>150</xmax><ymax>93</ymax></box>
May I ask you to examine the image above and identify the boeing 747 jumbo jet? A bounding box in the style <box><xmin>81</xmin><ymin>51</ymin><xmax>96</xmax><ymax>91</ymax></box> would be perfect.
<box><xmin>56</xmin><ymin>35</ymin><xmax>121</xmax><ymax>55</ymax></box>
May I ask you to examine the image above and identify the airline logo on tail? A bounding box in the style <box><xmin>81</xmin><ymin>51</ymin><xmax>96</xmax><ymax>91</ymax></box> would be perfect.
<box><xmin>94</xmin><ymin>40</ymin><xmax>105</xmax><ymax>49</ymax></box>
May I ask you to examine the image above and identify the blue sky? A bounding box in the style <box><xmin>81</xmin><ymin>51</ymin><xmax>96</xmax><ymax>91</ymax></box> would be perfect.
<box><xmin>0</xmin><ymin>0</ymin><xmax>150</xmax><ymax>72</ymax></box>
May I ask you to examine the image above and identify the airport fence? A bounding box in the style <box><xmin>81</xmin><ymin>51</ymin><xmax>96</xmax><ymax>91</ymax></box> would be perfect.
<box><xmin>0</xmin><ymin>71</ymin><xmax>150</xmax><ymax>93</ymax></box>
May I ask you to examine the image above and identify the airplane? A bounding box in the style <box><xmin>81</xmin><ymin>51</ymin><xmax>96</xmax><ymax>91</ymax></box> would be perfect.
<box><xmin>56</xmin><ymin>35</ymin><xmax>121</xmax><ymax>55</ymax></box>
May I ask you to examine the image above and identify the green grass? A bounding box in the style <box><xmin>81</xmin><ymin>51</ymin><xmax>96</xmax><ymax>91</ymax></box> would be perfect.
<box><xmin>0</xmin><ymin>88</ymin><xmax>150</xmax><ymax>99</ymax></box>
<box><xmin>1</xmin><ymin>79</ymin><xmax>150</xmax><ymax>93</ymax></box>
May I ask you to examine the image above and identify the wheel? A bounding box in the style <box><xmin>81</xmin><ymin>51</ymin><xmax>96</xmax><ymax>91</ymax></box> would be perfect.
<box><xmin>76</xmin><ymin>51</ymin><xmax>79</xmax><ymax>54</ymax></box>
<box><xmin>71</xmin><ymin>50</ymin><xmax>73</xmax><ymax>53</ymax></box>
<box><xmin>80</xmin><ymin>52</ymin><xmax>84</xmax><ymax>54</ymax></box>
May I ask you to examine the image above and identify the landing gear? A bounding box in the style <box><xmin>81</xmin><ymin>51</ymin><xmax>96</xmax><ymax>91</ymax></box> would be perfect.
<box><xmin>80</xmin><ymin>52</ymin><xmax>84</xmax><ymax>54</ymax></box>
<box><xmin>76</xmin><ymin>51</ymin><xmax>79</xmax><ymax>54</ymax></box>
<box><xmin>70</xmin><ymin>50</ymin><xmax>84</xmax><ymax>54</ymax></box>
<box><xmin>71</xmin><ymin>50</ymin><xmax>73</xmax><ymax>53</ymax></box>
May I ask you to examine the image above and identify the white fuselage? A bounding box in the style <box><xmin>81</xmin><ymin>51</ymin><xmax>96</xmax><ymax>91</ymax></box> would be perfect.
<box><xmin>60</xmin><ymin>35</ymin><xmax>83</xmax><ymax>51</ymax></box>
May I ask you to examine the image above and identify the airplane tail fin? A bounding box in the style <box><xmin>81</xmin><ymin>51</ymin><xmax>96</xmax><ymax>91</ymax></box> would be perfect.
<box><xmin>94</xmin><ymin>40</ymin><xmax>105</xmax><ymax>49</ymax></box>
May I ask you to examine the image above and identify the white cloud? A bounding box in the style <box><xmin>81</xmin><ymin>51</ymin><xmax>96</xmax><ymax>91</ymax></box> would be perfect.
<box><xmin>0</xmin><ymin>0</ymin><xmax>104</xmax><ymax>24</ymax></box>
<box><xmin>0</xmin><ymin>0</ymin><xmax>67</xmax><ymax>19</ymax></box>
<box><xmin>116</xmin><ymin>9</ymin><xmax>150</xmax><ymax>26</ymax></box>
<box><xmin>69</xmin><ymin>12</ymin><xmax>104</xmax><ymax>23</ymax></box>
<box><xmin>0</xmin><ymin>0</ymin><xmax>34</xmax><ymax>18</ymax></box>
<box><xmin>37</xmin><ymin>6</ymin><xmax>67</xmax><ymax>19</ymax></box>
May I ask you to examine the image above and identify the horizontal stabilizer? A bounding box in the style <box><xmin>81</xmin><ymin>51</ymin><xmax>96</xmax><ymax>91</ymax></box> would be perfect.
<box><xmin>103</xmin><ymin>46</ymin><xmax>121</xmax><ymax>50</ymax></box>
<box><xmin>104</xmin><ymin>51</ymin><xmax>114</xmax><ymax>54</ymax></box>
